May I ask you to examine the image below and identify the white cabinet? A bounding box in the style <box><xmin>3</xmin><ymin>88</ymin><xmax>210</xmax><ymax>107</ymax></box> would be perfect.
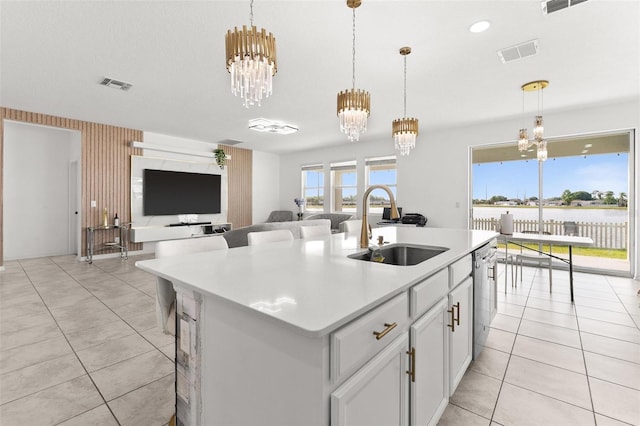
<box><xmin>448</xmin><ymin>276</ymin><xmax>473</xmax><ymax>394</ymax></box>
<box><xmin>409</xmin><ymin>298</ymin><xmax>449</xmax><ymax>426</ymax></box>
<box><xmin>331</xmin><ymin>333</ymin><xmax>409</xmax><ymax>426</ymax></box>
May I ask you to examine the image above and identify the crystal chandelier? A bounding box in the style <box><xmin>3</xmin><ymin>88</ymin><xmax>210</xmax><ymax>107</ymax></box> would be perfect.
<box><xmin>517</xmin><ymin>80</ymin><xmax>549</xmax><ymax>161</ymax></box>
<box><xmin>225</xmin><ymin>0</ymin><xmax>277</xmax><ymax>108</ymax></box>
<box><xmin>392</xmin><ymin>47</ymin><xmax>419</xmax><ymax>156</ymax></box>
<box><xmin>337</xmin><ymin>0</ymin><xmax>370</xmax><ymax>142</ymax></box>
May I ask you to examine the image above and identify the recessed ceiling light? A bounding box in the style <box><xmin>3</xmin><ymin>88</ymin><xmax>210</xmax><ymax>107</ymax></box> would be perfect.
<box><xmin>581</xmin><ymin>149</ymin><xmax>589</xmax><ymax>154</ymax></box>
<box><xmin>248</xmin><ymin>118</ymin><xmax>298</xmax><ymax>135</ymax></box>
<box><xmin>584</xmin><ymin>143</ymin><xmax>593</xmax><ymax>148</ymax></box>
<box><xmin>469</xmin><ymin>20</ymin><xmax>491</xmax><ymax>33</ymax></box>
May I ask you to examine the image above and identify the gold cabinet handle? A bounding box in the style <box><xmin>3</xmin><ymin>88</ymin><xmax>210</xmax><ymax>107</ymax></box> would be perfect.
<box><xmin>373</xmin><ymin>322</ymin><xmax>397</xmax><ymax>340</ymax></box>
<box><xmin>406</xmin><ymin>347</ymin><xmax>416</xmax><ymax>382</ymax></box>
<box><xmin>454</xmin><ymin>302</ymin><xmax>461</xmax><ymax>326</ymax></box>
<box><xmin>447</xmin><ymin>306</ymin><xmax>456</xmax><ymax>332</ymax></box>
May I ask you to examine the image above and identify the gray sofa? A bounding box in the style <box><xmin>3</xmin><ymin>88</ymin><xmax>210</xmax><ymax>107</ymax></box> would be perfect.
<box><xmin>222</xmin><ymin>219</ymin><xmax>331</xmax><ymax>248</ymax></box>
<box><xmin>304</xmin><ymin>213</ymin><xmax>355</xmax><ymax>232</ymax></box>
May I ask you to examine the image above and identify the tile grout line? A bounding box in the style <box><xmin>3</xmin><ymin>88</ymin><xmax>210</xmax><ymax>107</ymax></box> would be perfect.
<box><xmin>5</xmin><ymin>258</ymin><xmax>123</xmax><ymax>426</ymax></box>
<box><xmin>487</xmin><ymin>263</ymin><xmax>536</xmax><ymax>423</ymax></box>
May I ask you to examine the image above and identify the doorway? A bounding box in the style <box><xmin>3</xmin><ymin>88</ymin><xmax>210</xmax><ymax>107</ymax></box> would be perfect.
<box><xmin>470</xmin><ymin>131</ymin><xmax>634</xmax><ymax>277</ymax></box>
<box><xmin>3</xmin><ymin>121</ymin><xmax>81</xmax><ymax>260</ymax></box>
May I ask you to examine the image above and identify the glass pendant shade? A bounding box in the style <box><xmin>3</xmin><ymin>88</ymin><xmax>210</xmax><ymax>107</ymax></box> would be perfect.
<box><xmin>225</xmin><ymin>22</ymin><xmax>277</xmax><ymax>108</ymax></box>
<box><xmin>337</xmin><ymin>89</ymin><xmax>371</xmax><ymax>142</ymax></box>
<box><xmin>537</xmin><ymin>139</ymin><xmax>548</xmax><ymax>161</ymax></box>
<box><xmin>533</xmin><ymin>115</ymin><xmax>544</xmax><ymax>140</ymax></box>
<box><xmin>392</xmin><ymin>117</ymin><xmax>419</xmax><ymax>156</ymax></box>
<box><xmin>518</xmin><ymin>128</ymin><xmax>529</xmax><ymax>151</ymax></box>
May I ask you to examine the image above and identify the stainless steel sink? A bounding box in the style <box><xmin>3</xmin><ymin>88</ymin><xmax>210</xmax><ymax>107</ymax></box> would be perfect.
<box><xmin>348</xmin><ymin>243</ymin><xmax>449</xmax><ymax>266</ymax></box>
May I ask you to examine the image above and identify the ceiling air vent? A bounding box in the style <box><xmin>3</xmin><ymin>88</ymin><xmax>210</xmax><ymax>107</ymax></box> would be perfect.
<box><xmin>99</xmin><ymin>77</ymin><xmax>133</xmax><ymax>91</ymax></box>
<box><xmin>542</xmin><ymin>0</ymin><xmax>588</xmax><ymax>15</ymax></box>
<box><xmin>497</xmin><ymin>39</ymin><xmax>539</xmax><ymax>64</ymax></box>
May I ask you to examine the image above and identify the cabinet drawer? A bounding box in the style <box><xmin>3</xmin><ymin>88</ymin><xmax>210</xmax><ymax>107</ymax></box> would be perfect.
<box><xmin>410</xmin><ymin>268</ymin><xmax>448</xmax><ymax>319</ymax></box>
<box><xmin>449</xmin><ymin>255</ymin><xmax>472</xmax><ymax>288</ymax></box>
<box><xmin>331</xmin><ymin>292</ymin><xmax>409</xmax><ymax>382</ymax></box>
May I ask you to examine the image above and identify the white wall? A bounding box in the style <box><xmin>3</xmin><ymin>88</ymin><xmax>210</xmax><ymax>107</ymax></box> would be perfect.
<box><xmin>3</xmin><ymin>121</ymin><xmax>81</xmax><ymax>260</ymax></box>
<box><xmin>278</xmin><ymin>99</ymin><xmax>640</xmax><ymax>277</ymax></box>
<box><xmin>252</xmin><ymin>150</ymin><xmax>281</xmax><ymax>223</ymax></box>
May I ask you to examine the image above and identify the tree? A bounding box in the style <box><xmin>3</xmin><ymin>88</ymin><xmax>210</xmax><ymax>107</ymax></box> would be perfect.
<box><xmin>573</xmin><ymin>191</ymin><xmax>593</xmax><ymax>201</ymax></box>
<box><xmin>489</xmin><ymin>195</ymin><xmax>508</xmax><ymax>204</ymax></box>
<box><xmin>603</xmin><ymin>191</ymin><xmax>617</xmax><ymax>205</ymax></box>
<box><xmin>591</xmin><ymin>190</ymin><xmax>602</xmax><ymax>200</ymax></box>
<box><xmin>618</xmin><ymin>192</ymin><xmax>628</xmax><ymax>207</ymax></box>
<box><xmin>561</xmin><ymin>189</ymin><xmax>575</xmax><ymax>206</ymax></box>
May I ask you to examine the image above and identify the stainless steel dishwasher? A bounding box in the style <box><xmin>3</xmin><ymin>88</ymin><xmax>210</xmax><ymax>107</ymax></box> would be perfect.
<box><xmin>473</xmin><ymin>239</ymin><xmax>497</xmax><ymax>359</ymax></box>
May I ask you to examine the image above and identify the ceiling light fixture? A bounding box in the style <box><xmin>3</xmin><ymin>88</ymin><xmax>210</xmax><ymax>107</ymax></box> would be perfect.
<box><xmin>517</xmin><ymin>80</ymin><xmax>549</xmax><ymax>161</ymax></box>
<box><xmin>392</xmin><ymin>47</ymin><xmax>419</xmax><ymax>156</ymax></box>
<box><xmin>337</xmin><ymin>0</ymin><xmax>370</xmax><ymax>142</ymax></box>
<box><xmin>248</xmin><ymin>118</ymin><xmax>298</xmax><ymax>135</ymax></box>
<box><xmin>99</xmin><ymin>77</ymin><xmax>133</xmax><ymax>91</ymax></box>
<box><xmin>225</xmin><ymin>0</ymin><xmax>277</xmax><ymax>108</ymax></box>
<box><xmin>469</xmin><ymin>20</ymin><xmax>491</xmax><ymax>33</ymax></box>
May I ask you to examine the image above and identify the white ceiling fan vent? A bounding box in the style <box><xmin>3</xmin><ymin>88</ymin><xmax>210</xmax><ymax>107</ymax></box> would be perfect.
<box><xmin>216</xmin><ymin>139</ymin><xmax>243</xmax><ymax>146</ymax></box>
<box><xmin>497</xmin><ymin>40</ymin><xmax>539</xmax><ymax>64</ymax></box>
<box><xmin>99</xmin><ymin>77</ymin><xmax>133</xmax><ymax>91</ymax></box>
<box><xmin>542</xmin><ymin>0</ymin><xmax>588</xmax><ymax>15</ymax></box>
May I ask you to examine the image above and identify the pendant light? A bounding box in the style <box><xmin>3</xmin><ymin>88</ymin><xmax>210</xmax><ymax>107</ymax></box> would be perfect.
<box><xmin>392</xmin><ymin>47</ymin><xmax>419</xmax><ymax>156</ymax></box>
<box><xmin>225</xmin><ymin>0</ymin><xmax>277</xmax><ymax>108</ymax></box>
<box><xmin>337</xmin><ymin>0</ymin><xmax>370</xmax><ymax>142</ymax></box>
<box><xmin>517</xmin><ymin>80</ymin><xmax>549</xmax><ymax>161</ymax></box>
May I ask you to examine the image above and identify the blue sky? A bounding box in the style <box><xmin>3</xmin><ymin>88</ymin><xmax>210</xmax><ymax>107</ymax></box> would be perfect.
<box><xmin>473</xmin><ymin>153</ymin><xmax>628</xmax><ymax>200</ymax></box>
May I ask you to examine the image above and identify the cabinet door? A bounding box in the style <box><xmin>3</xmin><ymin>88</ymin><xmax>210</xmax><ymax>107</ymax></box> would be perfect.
<box><xmin>410</xmin><ymin>299</ymin><xmax>449</xmax><ymax>426</ymax></box>
<box><xmin>448</xmin><ymin>276</ymin><xmax>473</xmax><ymax>395</ymax></box>
<box><xmin>331</xmin><ymin>334</ymin><xmax>409</xmax><ymax>426</ymax></box>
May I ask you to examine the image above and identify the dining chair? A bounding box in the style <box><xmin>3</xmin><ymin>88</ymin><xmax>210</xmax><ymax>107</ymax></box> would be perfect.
<box><xmin>247</xmin><ymin>229</ymin><xmax>295</xmax><ymax>246</ymax></box>
<box><xmin>155</xmin><ymin>236</ymin><xmax>229</xmax><ymax>335</ymax></box>
<box><xmin>341</xmin><ymin>219</ymin><xmax>362</xmax><ymax>234</ymax></box>
<box><xmin>300</xmin><ymin>224</ymin><xmax>331</xmax><ymax>240</ymax></box>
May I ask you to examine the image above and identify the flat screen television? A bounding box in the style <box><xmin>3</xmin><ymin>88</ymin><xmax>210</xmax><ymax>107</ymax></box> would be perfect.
<box><xmin>143</xmin><ymin>169</ymin><xmax>221</xmax><ymax>216</ymax></box>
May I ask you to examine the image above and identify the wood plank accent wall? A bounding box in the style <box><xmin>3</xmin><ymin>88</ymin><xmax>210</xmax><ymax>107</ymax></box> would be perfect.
<box><xmin>221</xmin><ymin>144</ymin><xmax>253</xmax><ymax>229</ymax></box>
<box><xmin>0</xmin><ymin>107</ymin><xmax>143</xmax><ymax>266</ymax></box>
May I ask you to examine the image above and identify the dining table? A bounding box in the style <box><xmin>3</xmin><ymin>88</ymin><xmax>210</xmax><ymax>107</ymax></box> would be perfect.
<box><xmin>499</xmin><ymin>232</ymin><xmax>594</xmax><ymax>302</ymax></box>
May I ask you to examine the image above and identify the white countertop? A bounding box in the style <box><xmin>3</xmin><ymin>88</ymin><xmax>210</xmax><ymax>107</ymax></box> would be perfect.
<box><xmin>136</xmin><ymin>227</ymin><xmax>497</xmax><ymax>337</ymax></box>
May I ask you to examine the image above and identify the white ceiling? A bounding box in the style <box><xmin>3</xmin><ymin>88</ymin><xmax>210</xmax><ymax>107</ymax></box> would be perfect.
<box><xmin>1</xmin><ymin>0</ymin><xmax>638</xmax><ymax>154</ymax></box>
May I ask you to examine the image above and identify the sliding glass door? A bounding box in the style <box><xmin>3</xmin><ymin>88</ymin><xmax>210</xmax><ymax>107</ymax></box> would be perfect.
<box><xmin>471</xmin><ymin>131</ymin><xmax>634</xmax><ymax>276</ymax></box>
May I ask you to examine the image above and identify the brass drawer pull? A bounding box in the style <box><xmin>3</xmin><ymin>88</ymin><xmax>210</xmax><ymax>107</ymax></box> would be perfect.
<box><xmin>406</xmin><ymin>347</ymin><xmax>416</xmax><ymax>382</ymax></box>
<box><xmin>373</xmin><ymin>322</ymin><xmax>397</xmax><ymax>340</ymax></box>
<box><xmin>447</xmin><ymin>306</ymin><xmax>456</xmax><ymax>332</ymax></box>
<box><xmin>454</xmin><ymin>302</ymin><xmax>461</xmax><ymax>326</ymax></box>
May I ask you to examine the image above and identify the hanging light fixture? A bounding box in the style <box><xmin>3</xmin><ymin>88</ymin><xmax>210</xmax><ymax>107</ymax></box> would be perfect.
<box><xmin>392</xmin><ymin>47</ymin><xmax>419</xmax><ymax>156</ymax></box>
<box><xmin>225</xmin><ymin>0</ymin><xmax>277</xmax><ymax>108</ymax></box>
<box><xmin>337</xmin><ymin>0</ymin><xmax>370</xmax><ymax>142</ymax></box>
<box><xmin>517</xmin><ymin>80</ymin><xmax>549</xmax><ymax>161</ymax></box>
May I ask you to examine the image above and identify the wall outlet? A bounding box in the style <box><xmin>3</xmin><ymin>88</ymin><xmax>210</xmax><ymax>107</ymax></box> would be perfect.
<box><xmin>455</xmin><ymin>201</ymin><xmax>461</xmax><ymax>208</ymax></box>
<box><xmin>91</xmin><ymin>200</ymin><xmax>96</xmax><ymax>208</ymax></box>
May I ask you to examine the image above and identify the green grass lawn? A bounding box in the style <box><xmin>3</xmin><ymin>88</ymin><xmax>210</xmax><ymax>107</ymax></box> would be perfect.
<box><xmin>498</xmin><ymin>242</ymin><xmax>627</xmax><ymax>259</ymax></box>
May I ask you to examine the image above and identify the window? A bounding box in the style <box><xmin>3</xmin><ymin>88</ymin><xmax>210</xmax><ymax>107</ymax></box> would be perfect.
<box><xmin>471</xmin><ymin>131</ymin><xmax>633</xmax><ymax>275</ymax></box>
<box><xmin>302</xmin><ymin>165</ymin><xmax>324</xmax><ymax>211</ymax></box>
<box><xmin>365</xmin><ymin>157</ymin><xmax>397</xmax><ymax>214</ymax></box>
<box><xmin>331</xmin><ymin>161</ymin><xmax>357</xmax><ymax>212</ymax></box>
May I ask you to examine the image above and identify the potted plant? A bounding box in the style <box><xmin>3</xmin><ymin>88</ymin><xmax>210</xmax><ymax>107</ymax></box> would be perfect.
<box><xmin>294</xmin><ymin>197</ymin><xmax>305</xmax><ymax>221</ymax></box>
<box><xmin>214</xmin><ymin>148</ymin><xmax>226</xmax><ymax>169</ymax></box>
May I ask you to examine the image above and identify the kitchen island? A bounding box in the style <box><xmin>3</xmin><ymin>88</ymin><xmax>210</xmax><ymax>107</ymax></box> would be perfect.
<box><xmin>136</xmin><ymin>226</ymin><xmax>497</xmax><ymax>426</ymax></box>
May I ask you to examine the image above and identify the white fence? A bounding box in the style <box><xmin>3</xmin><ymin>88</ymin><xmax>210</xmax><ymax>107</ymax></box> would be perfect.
<box><xmin>472</xmin><ymin>218</ymin><xmax>628</xmax><ymax>250</ymax></box>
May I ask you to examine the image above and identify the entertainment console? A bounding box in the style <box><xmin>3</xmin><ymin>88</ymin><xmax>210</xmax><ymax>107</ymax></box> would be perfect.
<box><xmin>130</xmin><ymin>223</ymin><xmax>232</xmax><ymax>243</ymax></box>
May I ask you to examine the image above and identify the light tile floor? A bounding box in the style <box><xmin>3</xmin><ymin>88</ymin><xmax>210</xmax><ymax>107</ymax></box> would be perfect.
<box><xmin>1</xmin><ymin>254</ymin><xmax>639</xmax><ymax>425</ymax></box>
<box><xmin>440</xmin><ymin>263</ymin><xmax>640</xmax><ymax>426</ymax></box>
